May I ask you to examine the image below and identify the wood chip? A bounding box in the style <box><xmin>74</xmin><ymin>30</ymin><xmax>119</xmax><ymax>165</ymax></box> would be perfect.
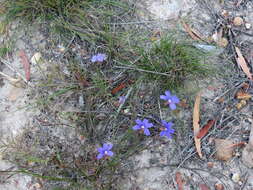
<box><xmin>193</xmin><ymin>92</ymin><xmax>203</xmax><ymax>158</ymax></box>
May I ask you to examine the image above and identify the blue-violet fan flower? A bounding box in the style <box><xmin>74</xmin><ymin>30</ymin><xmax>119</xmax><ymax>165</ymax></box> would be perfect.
<box><xmin>91</xmin><ymin>53</ymin><xmax>106</xmax><ymax>63</ymax></box>
<box><xmin>160</xmin><ymin>90</ymin><xmax>180</xmax><ymax>110</ymax></box>
<box><xmin>160</xmin><ymin>120</ymin><xmax>175</xmax><ymax>139</ymax></box>
<box><xmin>97</xmin><ymin>143</ymin><xmax>114</xmax><ymax>160</ymax></box>
<box><xmin>132</xmin><ymin>119</ymin><xmax>154</xmax><ymax>136</ymax></box>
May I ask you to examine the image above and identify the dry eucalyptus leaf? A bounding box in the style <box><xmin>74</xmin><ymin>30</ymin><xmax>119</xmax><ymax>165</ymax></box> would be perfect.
<box><xmin>235</xmin><ymin>46</ymin><xmax>253</xmax><ymax>80</ymax></box>
<box><xmin>193</xmin><ymin>92</ymin><xmax>203</xmax><ymax>158</ymax></box>
<box><xmin>215</xmin><ymin>139</ymin><xmax>234</xmax><ymax>161</ymax></box>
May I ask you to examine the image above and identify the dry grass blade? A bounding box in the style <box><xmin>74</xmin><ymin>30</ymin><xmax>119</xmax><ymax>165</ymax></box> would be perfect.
<box><xmin>193</xmin><ymin>92</ymin><xmax>203</xmax><ymax>158</ymax></box>
<box><xmin>235</xmin><ymin>46</ymin><xmax>253</xmax><ymax>80</ymax></box>
<box><xmin>19</xmin><ymin>50</ymin><xmax>31</xmax><ymax>81</ymax></box>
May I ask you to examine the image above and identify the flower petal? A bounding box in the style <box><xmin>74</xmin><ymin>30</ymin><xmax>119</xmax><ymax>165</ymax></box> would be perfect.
<box><xmin>97</xmin><ymin>147</ymin><xmax>104</xmax><ymax>153</ymax></box>
<box><xmin>135</xmin><ymin>119</ymin><xmax>143</xmax><ymax>125</ymax></box>
<box><xmin>107</xmin><ymin>151</ymin><xmax>114</xmax><ymax>157</ymax></box>
<box><xmin>166</xmin><ymin>122</ymin><xmax>174</xmax><ymax>128</ymax></box>
<box><xmin>171</xmin><ymin>96</ymin><xmax>180</xmax><ymax>103</ymax></box>
<box><xmin>91</xmin><ymin>56</ymin><xmax>97</xmax><ymax>63</ymax></box>
<box><xmin>165</xmin><ymin>90</ymin><xmax>171</xmax><ymax>97</ymax></box>
<box><xmin>160</xmin><ymin>131</ymin><xmax>166</xmax><ymax>136</ymax></box>
<box><xmin>160</xmin><ymin>95</ymin><xmax>168</xmax><ymax>100</ymax></box>
<box><xmin>144</xmin><ymin>128</ymin><xmax>150</xmax><ymax>136</ymax></box>
<box><xmin>133</xmin><ymin>125</ymin><xmax>141</xmax><ymax>130</ymax></box>
<box><xmin>103</xmin><ymin>143</ymin><xmax>113</xmax><ymax>150</ymax></box>
<box><xmin>97</xmin><ymin>153</ymin><xmax>104</xmax><ymax>160</ymax></box>
<box><xmin>169</xmin><ymin>103</ymin><xmax>177</xmax><ymax>110</ymax></box>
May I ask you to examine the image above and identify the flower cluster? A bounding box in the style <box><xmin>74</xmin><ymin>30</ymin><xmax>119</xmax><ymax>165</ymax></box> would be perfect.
<box><xmin>97</xmin><ymin>90</ymin><xmax>179</xmax><ymax>160</ymax></box>
<box><xmin>91</xmin><ymin>53</ymin><xmax>106</xmax><ymax>63</ymax></box>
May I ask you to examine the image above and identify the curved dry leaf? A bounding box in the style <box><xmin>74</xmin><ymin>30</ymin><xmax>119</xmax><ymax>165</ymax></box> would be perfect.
<box><xmin>193</xmin><ymin>92</ymin><xmax>203</xmax><ymax>158</ymax></box>
<box><xmin>235</xmin><ymin>46</ymin><xmax>253</xmax><ymax>80</ymax></box>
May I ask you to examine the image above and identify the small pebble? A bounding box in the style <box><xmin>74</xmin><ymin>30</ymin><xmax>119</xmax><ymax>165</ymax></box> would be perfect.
<box><xmin>231</xmin><ymin>173</ymin><xmax>240</xmax><ymax>183</ymax></box>
<box><xmin>245</xmin><ymin>23</ymin><xmax>251</xmax><ymax>30</ymax></box>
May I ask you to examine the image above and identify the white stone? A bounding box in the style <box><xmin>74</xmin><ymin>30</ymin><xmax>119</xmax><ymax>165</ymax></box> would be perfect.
<box><xmin>140</xmin><ymin>0</ymin><xmax>196</xmax><ymax>20</ymax></box>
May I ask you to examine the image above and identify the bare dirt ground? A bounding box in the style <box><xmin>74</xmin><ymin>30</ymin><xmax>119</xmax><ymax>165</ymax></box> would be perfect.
<box><xmin>0</xmin><ymin>0</ymin><xmax>253</xmax><ymax>190</ymax></box>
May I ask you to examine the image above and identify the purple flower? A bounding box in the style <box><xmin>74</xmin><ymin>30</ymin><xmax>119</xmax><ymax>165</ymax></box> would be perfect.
<box><xmin>160</xmin><ymin>90</ymin><xmax>180</xmax><ymax>110</ymax></box>
<box><xmin>118</xmin><ymin>96</ymin><xmax>126</xmax><ymax>104</ymax></box>
<box><xmin>91</xmin><ymin>53</ymin><xmax>106</xmax><ymax>63</ymax></box>
<box><xmin>132</xmin><ymin>119</ymin><xmax>154</xmax><ymax>136</ymax></box>
<box><xmin>160</xmin><ymin>120</ymin><xmax>175</xmax><ymax>139</ymax></box>
<box><xmin>97</xmin><ymin>143</ymin><xmax>114</xmax><ymax>160</ymax></box>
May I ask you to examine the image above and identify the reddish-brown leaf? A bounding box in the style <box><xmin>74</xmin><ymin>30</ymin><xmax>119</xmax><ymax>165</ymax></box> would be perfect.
<box><xmin>199</xmin><ymin>184</ymin><xmax>210</xmax><ymax>190</ymax></box>
<box><xmin>19</xmin><ymin>50</ymin><xmax>30</xmax><ymax>81</ymax></box>
<box><xmin>196</xmin><ymin>120</ymin><xmax>215</xmax><ymax>139</ymax></box>
<box><xmin>111</xmin><ymin>82</ymin><xmax>127</xmax><ymax>95</ymax></box>
<box><xmin>175</xmin><ymin>172</ymin><xmax>183</xmax><ymax>190</ymax></box>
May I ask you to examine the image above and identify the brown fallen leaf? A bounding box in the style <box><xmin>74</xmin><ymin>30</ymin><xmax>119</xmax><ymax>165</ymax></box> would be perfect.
<box><xmin>181</xmin><ymin>21</ymin><xmax>203</xmax><ymax>41</ymax></box>
<box><xmin>242</xmin><ymin>120</ymin><xmax>253</xmax><ymax>168</ymax></box>
<box><xmin>235</xmin><ymin>46</ymin><xmax>253</xmax><ymax>80</ymax></box>
<box><xmin>193</xmin><ymin>92</ymin><xmax>203</xmax><ymax>158</ymax></box>
<box><xmin>199</xmin><ymin>184</ymin><xmax>210</xmax><ymax>190</ymax></box>
<box><xmin>196</xmin><ymin>119</ymin><xmax>215</xmax><ymax>139</ymax></box>
<box><xmin>175</xmin><ymin>172</ymin><xmax>183</xmax><ymax>190</ymax></box>
<box><xmin>19</xmin><ymin>50</ymin><xmax>31</xmax><ymax>81</ymax></box>
<box><xmin>111</xmin><ymin>82</ymin><xmax>127</xmax><ymax>95</ymax></box>
<box><xmin>236</xmin><ymin>91</ymin><xmax>252</xmax><ymax>100</ymax></box>
<box><xmin>215</xmin><ymin>139</ymin><xmax>234</xmax><ymax>161</ymax></box>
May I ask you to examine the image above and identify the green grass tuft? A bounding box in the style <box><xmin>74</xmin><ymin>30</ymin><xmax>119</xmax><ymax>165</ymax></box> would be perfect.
<box><xmin>136</xmin><ymin>36</ymin><xmax>209</xmax><ymax>89</ymax></box>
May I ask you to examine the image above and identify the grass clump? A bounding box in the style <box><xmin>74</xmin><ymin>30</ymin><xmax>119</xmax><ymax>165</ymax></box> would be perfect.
<box><xmin>4</xmin><ymin>0</ymin><xmax>83</xmax><ymax>21</ymax></box>
<box><xmin>136</xmin><ymin>36</ymin><xmax>209</xmax><ymax>89</ymax></box>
